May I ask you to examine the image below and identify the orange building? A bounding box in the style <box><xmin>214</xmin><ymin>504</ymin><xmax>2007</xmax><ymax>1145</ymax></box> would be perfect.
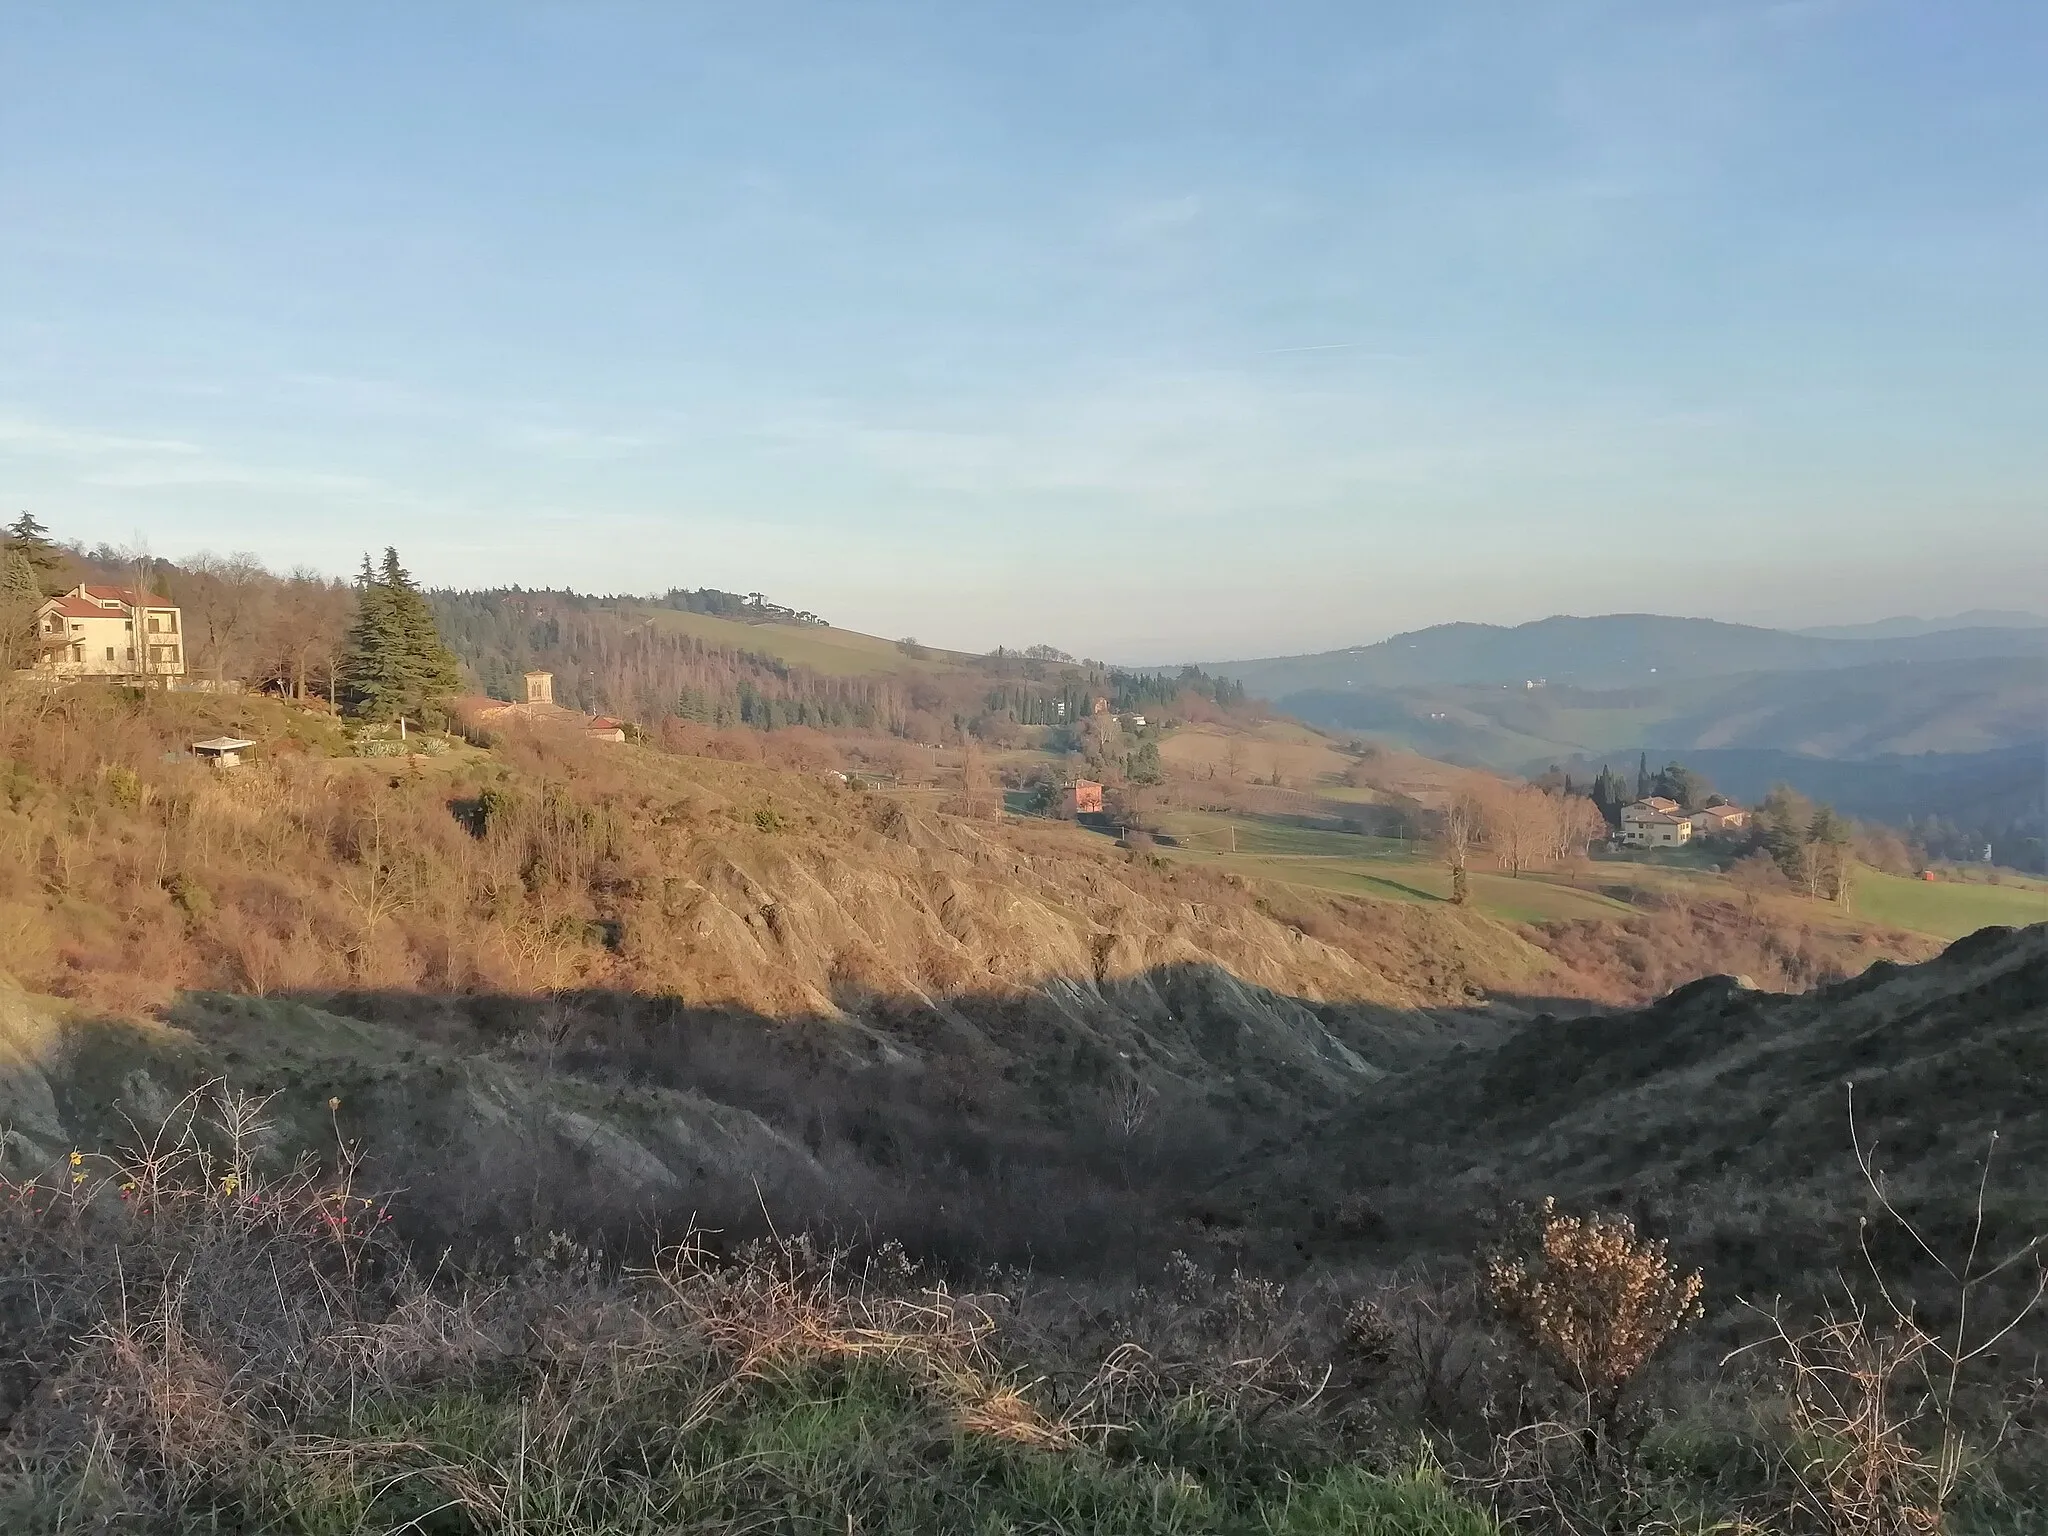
<box><xmin>1060</xmin><ymin>778</ymin><xmax>1104</xmax><ymax>816</ymax></box>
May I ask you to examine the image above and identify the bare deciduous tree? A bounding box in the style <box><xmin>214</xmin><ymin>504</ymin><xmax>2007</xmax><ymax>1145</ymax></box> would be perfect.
<box><xmin>179</xmin><ymin>552</ymin><xmax>272</xmax><ymax>685</ymax></box>
<box><xmin>1488</xmin><ymin>784</ymin><xmax>1550</xmax><ymax>878</ymax></box>
<box><xmin>262</xmin><ymin>568</ymin><xmax>352</xmax><ymax>703</ymax></box>
<box><xmin>1546</xmin><ymin>789</ymin><xmax>1607</xmax><ymax>867</ymax></box>
<box><xmin>1438</xmin><ymin>792</ymin><xmax>1484</xmax><ymax>906</ymax></box>
<box><xmin>959</xmin><ymin>738</ymin><xmax>996</xmax><ymax>820</ymax></box>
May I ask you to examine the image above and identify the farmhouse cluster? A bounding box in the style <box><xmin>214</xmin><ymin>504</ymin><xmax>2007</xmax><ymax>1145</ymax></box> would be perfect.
<box><xmin>456</xmin><ymin>669</ymin><xmax>628</xmax><ymax>743</ymax></box>
<box><xmin>1618</xmin><ymin>796</ymin><xmax>1749</xmax><ymax>848</ymax></box>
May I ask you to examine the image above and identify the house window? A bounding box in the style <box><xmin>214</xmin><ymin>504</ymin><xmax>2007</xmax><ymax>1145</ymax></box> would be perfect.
<box><xmin>105</xmin><ymin>647</ymin><xmax>116</xmax><ymax>661</ymax></box>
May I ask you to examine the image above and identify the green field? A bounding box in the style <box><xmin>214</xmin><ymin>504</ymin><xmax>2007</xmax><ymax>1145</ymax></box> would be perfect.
<box><xmin>1153</xmin><ymin>812</ymin><xmax>1641</xmax><ymax>924</ymax></box>
<box><xmin>1150</xmin><ymin>811</ymin><xmax>2048</xmax><ymax>940</ymax></box>
<box><xmin>1190</xmin><ymin>854</ymin><xmax>1637</xmax><ymax>923</ymax></box>
<box><xmin>1157</xmin><ymin>809</ymin><xmax>1415</xmax><ymax>859</ymax></box>
<box><xmin>1310</xmin><ymin>784</ymin><xmax>1384</xmax><ymax>805</ymax></box>
<box><xmin>1849</xmin><ymin>868</ymin><xmax>2048</xmax><ymax>939</ymax></box>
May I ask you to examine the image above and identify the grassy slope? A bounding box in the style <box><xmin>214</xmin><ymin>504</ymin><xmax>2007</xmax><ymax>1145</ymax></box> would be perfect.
<box><xmin>1274</xmin><ymin>653</ymin><xmax>2046</xmax><ymax>770</ymax></box>
<box><xmin>1849</xmin><ymin>867</ymin><xmax>2048</xmax><ymax>939</ymax></box>
<box><xmin>1235</xmin><ymin>921</ymin><xmax>2048</xmax><ymax>1314</ymax></box>
<box><xmin>1155</xmin><ymin>720</ymin><xmax>1358</xmax><ymax>784</ymax></box>
<box><xmin>1148</xmin><ymin>807</ymin><xmax>2028</xmax><ymax>941</ymax></box>
<box><xmin>632</xmin><ymin>606</ymin><xmax>953</xmax><ymax>677</ymax></box>
<box><xmin>1167</xmin><ymin>849</ymin><xmax>1638</xmax><ymax>925</ymax></box>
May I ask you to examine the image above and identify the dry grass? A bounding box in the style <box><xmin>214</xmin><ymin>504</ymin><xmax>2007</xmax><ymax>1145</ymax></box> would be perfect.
<box><xmin>2</xmin><ymin>1087</ymin><xmax>2045</xmax><ymax>1533</ymax></box>
<box><xmin>0</xmin><ymin>1090</ymin><xmax>1507</xmax><ymax>1533</ymax></box>
<box><xmin>1725</xmin><ymin>1093</ymin><xmax>2048</xmax><ymax>1535</ymax></box>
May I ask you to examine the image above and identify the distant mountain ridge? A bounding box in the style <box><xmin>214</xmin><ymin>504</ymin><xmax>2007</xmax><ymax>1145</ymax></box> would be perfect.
<box><xmin>1205</xmin><ymin>617</ymin><xmax>2045</xmax><ymax>844</ymax></box>
<box><xmin>1208</xmin><ymin>612</ymin><xmax>2047</xmax><ymax>696</ymax></box>
<box><xmin>1797</xmin><ymin>610</ymin><xmax>2048</xmax><ymax>640</ymax></box>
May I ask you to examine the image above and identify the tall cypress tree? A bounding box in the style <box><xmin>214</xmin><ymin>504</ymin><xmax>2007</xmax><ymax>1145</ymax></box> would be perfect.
<box><xmin>338</xmin><ymin>548</ymin><xmax>461</xmax><ymax>721</ymax></box>
<box><xmin>1589</xmin><ymin>765</ymin><xmax>1627</xmax><ymax>829</ymax></box>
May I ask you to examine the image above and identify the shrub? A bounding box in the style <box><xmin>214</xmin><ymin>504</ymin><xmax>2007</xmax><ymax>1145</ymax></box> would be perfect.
<box><xmin>1487</xmin><ymin>1198</ymin><xmax>1704</xmax><ymax>1442</ymax></box>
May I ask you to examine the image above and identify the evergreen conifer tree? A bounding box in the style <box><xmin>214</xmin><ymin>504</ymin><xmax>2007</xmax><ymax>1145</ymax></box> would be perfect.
<box><xmin>0</xmin><ymin>546</ymin><xmax>45</xmax><ymax>671</ymax></box>
<box><xmin>338</xmin><ymin>548</ymin><xmax>462</xmax><ymax>721</ymax></box>
<box><xmin>1589</xmin><ymin>765</ymin><xmax>1627</xmax><ymax>828</ymax></box>
<box><xmin>3</xmin><ymin>512</ymin><xmax>65</xmax><ymax>590</ymax></box>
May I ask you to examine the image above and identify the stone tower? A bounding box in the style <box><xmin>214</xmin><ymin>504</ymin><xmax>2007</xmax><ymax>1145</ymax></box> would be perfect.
<box><xmin>522</xmin><ymin>670</ymin><xmax>554</xmax><ymax>706</ymax></box>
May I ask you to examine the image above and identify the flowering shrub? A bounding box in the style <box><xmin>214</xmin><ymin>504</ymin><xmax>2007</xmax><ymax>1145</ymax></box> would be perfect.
<box><xmin>1487</xmin><ymin>1198</ymin><xmax>1704</xmax><ymax>1432</ymax></box>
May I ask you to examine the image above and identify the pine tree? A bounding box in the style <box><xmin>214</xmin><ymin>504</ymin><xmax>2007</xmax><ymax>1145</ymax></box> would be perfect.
<box><xmin>1759</xmin><ymin>784</ymin><xmax>1815</xmax><ymax>878</ymax></box>
<box><xmin>1636</xmin><ymin>752</ymin><xmax>1651</xmax><ymax>801</ymax></box>
<box><xmin>382</xmin><ymin>548</ymin><xmax>461</xmax><ymax>709</ymax></box>
<box><xmin>338</xmin><ymin>548</ymin><xmax>462</xmax><ymax>721</ymax></box>
<box><xmin>3</xmin><ymin>512</ymin><xmax>65</xmax><ymax>590</ymax></box>
<box><xmin>1</xmin><ymin>546</ymin><xmax>45</xmax><ymax>670</ymax></box>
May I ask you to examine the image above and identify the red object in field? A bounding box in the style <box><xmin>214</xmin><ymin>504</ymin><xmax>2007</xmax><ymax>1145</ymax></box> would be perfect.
<box><xmin>1921</xmin><ymin>871</ymin><xmax>1939</xmax><ymax>881</ymax></box>
<box><xmin>1060</xmin><ymin>779</ymin><xmax>1104</xmax><ymax>816</ymax></box>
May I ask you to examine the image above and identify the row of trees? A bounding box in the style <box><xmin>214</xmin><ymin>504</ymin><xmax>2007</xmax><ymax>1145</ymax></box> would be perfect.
<box><xmin>4</xmin><ymin>518</ymin><xmax>360</xmax><ymax>698</ymax></box>
<box><xmin>1438</xmin><ymin>780</ymin><xmax>1610</xmax><ymax>902</ymax></box>
<box><xmin>1581</xmin><ymin>755</ymin><xmax>1723</xmax><ymax>829</ymax></box>
<box><xmin>1749</xmin><ymin>785</ymin><xmax>1856</xmax><ymax>904</ymax></box>
<box><xmin>3</xmin><ymin>520</ymin><xmax>460</xmax><ymax>728</ymax></box>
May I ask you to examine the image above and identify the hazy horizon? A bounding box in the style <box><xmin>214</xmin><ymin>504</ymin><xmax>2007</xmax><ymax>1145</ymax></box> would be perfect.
<box><xmin>6</xmin><ymin>4</ymin><xmax>2045</xmax><ymax>659</ymax></box>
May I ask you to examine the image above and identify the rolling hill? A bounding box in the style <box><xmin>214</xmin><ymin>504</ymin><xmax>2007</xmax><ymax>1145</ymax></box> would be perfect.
<box><xmin>1798</xmin><ymin>609</ymin><xmax>2048</xmax><ymax>640</ymax></box>
<box><xmin>1231</xmin><ymin>922</ymin><xmax>2048</xmax><ymax>1318</ymax></box>
<box><xmin>1208</xmin><ymin>612</ymin><xmax>2046</xmax><ymax>697</ymax></box>
<box><xmin>1275</xmin><ymin>656</ymin><xmax>2047</xmax><ymax>768</ymax></box>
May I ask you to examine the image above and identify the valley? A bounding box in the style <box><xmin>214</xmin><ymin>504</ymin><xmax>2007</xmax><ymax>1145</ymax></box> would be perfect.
<box><xmin>2</xmin><ymin>560</ymin><xmax>2044</xmax><ymax>1534</ymax></box>
<box><xmin>9</xmin><ymin>9</ymin><xmax>2044</xmax><ymax>1527</ymax></box>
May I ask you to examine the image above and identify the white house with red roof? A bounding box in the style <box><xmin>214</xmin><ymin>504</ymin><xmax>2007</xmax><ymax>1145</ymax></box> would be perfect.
<box><xmin>32</xmin><ymin>584</ymin><xmax>186</xmax><ymax>681</ymax></box>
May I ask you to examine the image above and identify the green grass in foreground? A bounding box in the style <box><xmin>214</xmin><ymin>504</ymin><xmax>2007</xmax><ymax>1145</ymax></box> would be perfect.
<box><xmin>1848</xmin><ymin>867</ymin><xmax>2048</xmax><ymax>940</ymax></box>
<box><xmin>69</xmin><ymin>1362</ymin><xmax>1497</xmax><ymax>1536</ymax></box>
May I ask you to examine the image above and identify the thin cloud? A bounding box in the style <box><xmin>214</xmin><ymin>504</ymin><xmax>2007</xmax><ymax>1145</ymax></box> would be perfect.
<box><xmin>0</xmin><ymin>416</ymin><xmax>205</xmax><ymax>458</ymax></box>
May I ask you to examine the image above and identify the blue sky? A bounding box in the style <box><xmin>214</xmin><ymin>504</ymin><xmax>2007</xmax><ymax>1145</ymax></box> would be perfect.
<box><xmin>3</xmin><ymin>2</ymin><xmax>2043</xmax><ymax>660</ymax></box>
